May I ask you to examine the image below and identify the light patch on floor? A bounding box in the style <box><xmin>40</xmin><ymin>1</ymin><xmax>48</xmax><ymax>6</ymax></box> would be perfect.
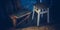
<box><xmin>16</xmin><ymin>26</ymin><xmax>55</xmax><ymax>30</ymax></box>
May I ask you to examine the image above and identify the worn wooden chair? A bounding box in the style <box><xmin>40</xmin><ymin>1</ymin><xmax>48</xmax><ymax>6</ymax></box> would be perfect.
<box><xmin>32</xmin><ymin>4</ymin><xmax>49</xmax><ymax>26</ymax></box>
<box><xmin>10</xmin><ymin>10</ymin><xmax>31</xmax><ymax>27</ymax></box>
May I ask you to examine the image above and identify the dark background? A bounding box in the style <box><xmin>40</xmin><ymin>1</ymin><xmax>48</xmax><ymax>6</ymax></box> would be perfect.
<box><xmin>0</xmin><ymin>0</ymin><xmax>60</xmax><ymax>30</ymax></box>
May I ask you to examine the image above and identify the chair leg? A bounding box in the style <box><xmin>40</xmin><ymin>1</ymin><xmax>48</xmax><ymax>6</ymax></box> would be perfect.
<box><xmin>47</xmin><ymin>8</ymin><xmax>49</xmax><ymax>23</ymax></box>
<box><xmin>32</xmin><ymin>10</ymin><xmax>35</xmax><ymax>20</ymax></box>
<box><xmin>12</xmin><ymin>19</ymin><xmax>16</xmax><ymax>27</ymax></box>
<box><xmin>11</xmin><ymin>16</ymin><xmax>17</xmax><ymax>27</ymax></box>
<box><xmin>37</xmin><ymin>12</ymin><xmax>40</xmax><ymax>26</ymax></box>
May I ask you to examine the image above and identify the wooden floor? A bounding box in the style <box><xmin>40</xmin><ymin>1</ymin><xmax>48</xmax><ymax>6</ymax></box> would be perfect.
<box><xmin>16</xmin><ymin>26</ymin><xmax>55</xmax><ymax>30</ymax></box>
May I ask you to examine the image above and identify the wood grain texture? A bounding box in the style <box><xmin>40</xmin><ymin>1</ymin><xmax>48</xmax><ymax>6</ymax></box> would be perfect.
<box><xmin>16</xmin><ymin>26</ymin><xmax>55</xmax><ymax>30</ymax></box>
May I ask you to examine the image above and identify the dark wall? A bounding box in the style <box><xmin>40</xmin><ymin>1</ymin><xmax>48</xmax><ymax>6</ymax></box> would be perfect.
<box><xmin>0</xmin><ymin>0</ymin><xmax>14</xmax><ymax>30</ymax></box>
<box><xmin>49</xmin><ymin>0</ymin><xmax>60</xmax><ymax>30</ymax></box>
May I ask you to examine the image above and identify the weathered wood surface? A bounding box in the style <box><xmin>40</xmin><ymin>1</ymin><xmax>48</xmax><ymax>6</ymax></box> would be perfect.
<box><xmin>16</xmin><ymin>26</ymin><xmax>55</xmax><ymax>30</ymax></box>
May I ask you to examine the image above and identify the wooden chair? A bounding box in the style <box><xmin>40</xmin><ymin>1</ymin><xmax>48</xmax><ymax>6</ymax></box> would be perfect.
<box><xmin>10</xmin><ymin>10</ymin><xmax>31</xmax><ymax>27</ymax></box>
<box><xmin>32</xmin><ymin>4</ymin><xmax>49</xmax><ymax>26</ymax></box>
